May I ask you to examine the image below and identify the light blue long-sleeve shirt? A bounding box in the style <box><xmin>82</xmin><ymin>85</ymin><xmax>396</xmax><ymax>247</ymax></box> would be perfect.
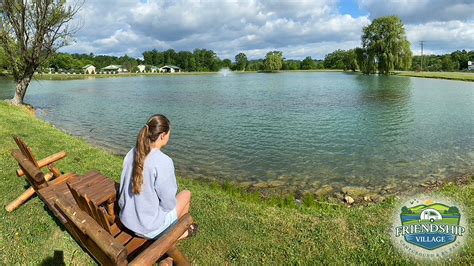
<box><xmin>118</xmin><ymin>147</ymin><xmax>178</xmax><ymax>236</ymax></box>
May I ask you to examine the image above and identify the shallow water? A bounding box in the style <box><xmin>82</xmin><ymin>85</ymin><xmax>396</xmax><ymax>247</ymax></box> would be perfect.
<box><xmin>1</xmin><ymin>73</ymin><xmax>473</xmax><ymax>190</ymax></box>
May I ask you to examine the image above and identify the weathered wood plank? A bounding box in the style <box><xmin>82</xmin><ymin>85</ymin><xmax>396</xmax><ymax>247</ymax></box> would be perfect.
<box><xmin>5</xmin><ymin>173</ymin><xmax>54</xmax><ymax>212</ymax></box>
<box><xmin>54</xmin><ymin>194</ymin><xmax>127</xmax><ymax>264</ymax></box>
<box><xmin>11</xmin><ymin>150</ymin><xmax>46</xmax><ymax>189</ymax></box>
<box><xmin>130</xmin><ymin>214</ymin><xmax>194</xmax><ymax>265</ymax></box>
<box><xmin>115</xmin><ymin>231</ymin><xmax>133</xmax><ymax>246</ymax></box>
<box><xmin>125</xmin><ymin>237</ymin><xmax>149</xmax><ymax>258</ymax></box>
<box><xmin>14</xmin><ymin>137</ymin><xmax>38</xmax><ymax>167</ymax></box>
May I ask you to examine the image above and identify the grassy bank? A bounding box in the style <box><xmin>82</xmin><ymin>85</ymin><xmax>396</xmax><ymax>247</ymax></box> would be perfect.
<box><xmin>32</xmin><ymin>69</ymin><xmax>344</xmax><ymax>80</ymax></box>
<box><xmin>0</xmin><ymin>102</ymin><xmax>472</xmax><ymax>264</ymax></box>
<box><xmin>33</xmin><ymin>71</ymin><xmax>227</xmax><ymax>80</ymax></box>
<box><xmin>395</xmin><ymin>71</ymin><xmax>474</xmax><ymax>82</ymax></box>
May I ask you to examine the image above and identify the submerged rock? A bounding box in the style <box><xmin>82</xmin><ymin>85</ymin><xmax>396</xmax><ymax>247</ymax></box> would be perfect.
<box><xmin>341</xmin><ymin>186</ymin><xmax>369</xmax><ymax>197</ymax></box>
<box><xmin>238</xmin><ymin>181</ymin><xmax>254</xmax><ymax>187</ymax></box>
<box><xmin>315</xmin><ymin>185</ymin><xmax>334</xmax><ymax>198</ymax></box>
<box><xmin>267</xmin><ymin>180</ymin><xmax>286</xmax><ymax>187</ymax></box>
<box><xmin>252</xmin><ymin>182</ymin><xmax>269</xmax><ymax>188</ymax></box>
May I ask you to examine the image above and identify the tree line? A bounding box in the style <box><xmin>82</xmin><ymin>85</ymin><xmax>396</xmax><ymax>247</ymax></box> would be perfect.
<box><xmin>16</xmin><ymin>47</ymin><xmax>470</xmax><ymax>75</ymax></box>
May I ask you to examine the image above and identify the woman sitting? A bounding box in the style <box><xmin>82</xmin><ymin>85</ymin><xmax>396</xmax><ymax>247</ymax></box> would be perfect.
<box><xmin>118</xmin><ymin>114</ymin><xmax>197</xmax><ymax>239</ymax></box>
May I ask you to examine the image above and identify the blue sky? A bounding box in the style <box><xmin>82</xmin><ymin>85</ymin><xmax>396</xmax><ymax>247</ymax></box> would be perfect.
<box><xmin>339</xmin><ymin>0</ymin><xmax>366</xmax><ymax>17</ymax></box>
<box><xmin>62</xmin><ymin>0</ymin><xmax>474</xmax><ymax>60</ymax></box>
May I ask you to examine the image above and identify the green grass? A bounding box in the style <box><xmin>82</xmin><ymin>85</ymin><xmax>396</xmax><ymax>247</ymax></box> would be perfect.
<box><xmin>0</xmin><ymin>102</ymin><xmax>472</xmax><ymax>264</ymax></box>
<box><xmin>395</xmin><ymin>71</ymin><xmax>474</xmax><ymax>82</ymax></box>
<box><xmin>33</xmin><ymin>71</ymin><xmax>228</xmax><ymax>80</ymax></box>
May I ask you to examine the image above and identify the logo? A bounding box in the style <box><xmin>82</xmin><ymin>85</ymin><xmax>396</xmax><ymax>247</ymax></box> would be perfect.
<box><xmin>391</xmin><ymin>195</ymin><xmax>468</xmax><ymax>260</ymax></box>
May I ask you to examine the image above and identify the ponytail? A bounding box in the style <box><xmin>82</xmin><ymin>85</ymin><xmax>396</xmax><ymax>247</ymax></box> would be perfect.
<box><xmin>132</xmin><ymin>125</ymin><xmax>150</xmax><ymax>194</ymax></box>
<box><xmin>132</xmin><ymin>114</ymin><xmax>170</xmax><ymax>194</ymax></box>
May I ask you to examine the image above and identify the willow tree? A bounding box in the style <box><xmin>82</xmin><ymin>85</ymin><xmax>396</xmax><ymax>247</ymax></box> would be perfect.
<box><xmin>0</xmin><ymin>0</ymin><xmax>81</xmax><ymax>105</ymax></box>
<box><xmin>263</xmin><ymin>51</ymin><xmax>283</xmax><ymax>72</ymax></box>
<box><xmin>357</xmin><ymin>16</ymin><xmax>412</xmax><ymax>75</ymax></box>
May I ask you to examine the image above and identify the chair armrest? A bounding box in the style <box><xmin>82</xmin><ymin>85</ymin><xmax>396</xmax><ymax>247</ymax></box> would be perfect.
<box><xmin>130</xmin><ymin>213</ymin><xmax>194</xmax><ymax>266</ymax></box>
<box><xmin>54</xmin><ymin>194</ymin><xmax>127</xmax><ymax>265</ymax></box>
<box><xmin>16</xmin><ymin>151</ymin><xmax>67</xmax><ymax>177</ymax></box>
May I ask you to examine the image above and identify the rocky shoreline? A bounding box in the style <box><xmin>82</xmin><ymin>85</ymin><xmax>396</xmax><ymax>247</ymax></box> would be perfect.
<box><xmin>187</xmin><ymin>173</ymin><xmax>473</xmax><ymax>207</ymax></box>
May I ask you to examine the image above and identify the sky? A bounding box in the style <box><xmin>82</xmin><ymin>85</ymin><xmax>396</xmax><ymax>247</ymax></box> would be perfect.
<box><xmin>62</xmin><ymin>0</ymin><xmax>474</xmax><ymax>60</ymax></box>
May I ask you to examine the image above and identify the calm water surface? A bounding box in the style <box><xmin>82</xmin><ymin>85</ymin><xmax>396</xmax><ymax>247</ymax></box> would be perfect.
<box><xmin>1</xmin><ymin>73</ymin><xmax>473</xmax><ymax>190</ymax></box>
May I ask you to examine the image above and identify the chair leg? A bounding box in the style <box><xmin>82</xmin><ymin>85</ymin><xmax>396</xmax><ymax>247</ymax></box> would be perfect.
<box><xmin>166</xmin><ymin>245</ymin><xmax>190</xmax><ymax>266</ymax></box>
<box><xmin>5</xmin><ymin>173</ymin><xmax>54</xmax><ymax>212</ymax></box>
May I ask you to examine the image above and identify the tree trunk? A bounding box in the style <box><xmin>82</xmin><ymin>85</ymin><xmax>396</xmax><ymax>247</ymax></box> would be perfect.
<box><xmin>11</xmin><ymin>69</ymin><xmax>34</xmax><ymax>105</ymax></box>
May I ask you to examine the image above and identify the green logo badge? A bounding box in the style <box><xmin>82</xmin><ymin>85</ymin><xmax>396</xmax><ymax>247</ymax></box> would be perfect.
<box><xmin>391</xmin><ymin>195</ymin><xmax>468</xmax><ymax>260</ymax></box>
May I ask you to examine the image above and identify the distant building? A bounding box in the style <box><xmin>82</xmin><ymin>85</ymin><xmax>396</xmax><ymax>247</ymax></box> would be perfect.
<box><xmin>82</xmin><ymin>65</ymin><xmax>96</xmax><ymax>74</ymax></box>
<box><xmin>101</xmin><ymin>65</ymin><xmax>123</xmax><ymax>73</ymax></box>
<box><xmin>137</xmin><ymin>64</ymin><xmax>146</xmax><ymax>73</ymax></box>
<box><xmin>159</xmin><ymin>65</ymin><xmax>181</xmax><ymax>73</ymax></box>
<box><xmin>150</xmin><ymin>66</ymin><xmax>159</xmax><ymax>73</ymax></box>
<box><xmin>468</xmin><ymin>61</ymin><xmax>474</xmax><ymax>71</ymax></box>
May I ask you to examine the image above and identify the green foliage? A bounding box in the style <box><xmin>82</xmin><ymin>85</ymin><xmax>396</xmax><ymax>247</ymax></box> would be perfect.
<box><xmin>235</xmin><ymin>52</ymin><xmax>248</xmax><ymax>71</ymax></box>
<box><xmin>324</xmin><ymin>50</ymin><xmax>358</xmax><ymax>71</ymax></box>
<box><xmin>343</xmin><ymin>49</ymin><xmax>358</xmax><ymax>71</ymax></box>
<box><xmin>0</xmin><ymin>0</ymin><xmax>81</xmax><ymax>104</ymax></box>
<box><xmin>282</xmin><ymin>60</ymin><xmax>301</xmax><ymax>70</ymax></box>
<box><xmin>222</xmin><ymin>59</ymin><xmax>232</xmax><ymax>68</ymax></box>
<box><xmin>142</xmin><ymin>48</ymin><xmax>222</xmax><ymax>72</ymax></box>
<box><xmin>263</xmin><ymin>51</ymin><xmax>283</xmax><ymax>71</ymax></box>
<box><xmin>411</xmin><ymin>50</ymin><xmax>473</xmax><ymax>71</ymax></box>
<box><xmin>359</xmin><ymin>16</ymin><xmax>412</xmax><ymax>75</ymax></box>
<box><xmin>246</xmin><ymin>60</ymin><xmax>264</xmax><ymax>71</ymax></box>
<box><xmin>300</xmin><ymin>57</ymin><xmax>316</xmax><ymax>70</ymax></box>
<box><xmin>324</xmin><ymin>50</ymin><xmax>346</xmax><ymax>69</ymax></box>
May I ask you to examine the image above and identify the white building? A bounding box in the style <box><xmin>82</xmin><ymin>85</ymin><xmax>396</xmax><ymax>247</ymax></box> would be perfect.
<box><xmin>82</xmin><ymin>65</ymin><xmax>96</xmax><ymax>74</ymax></box>
<box><xmin>101</xmin><ymin>65</ymin><xmax>123</xmax><ymax>73</ymax></box>
<box><xmin>137</xmin><ymin>64</ymin><xmax>146</xmax><ymax>73</ymax></box>
<box><xmin>468</xmin><ymin>61</ymin><xmax>474</xmax><ymax>71</ymax></box>
<box><xmin>159</xmin><ymin>65</ymin><xmax>181</xmax><ymax>73</ymax></box>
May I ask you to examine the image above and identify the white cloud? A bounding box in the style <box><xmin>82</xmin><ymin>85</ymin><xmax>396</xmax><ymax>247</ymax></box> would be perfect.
<box><xmin>60</xmin><ymin>0</ymin><xmax>473</xmax><ymax>59</ymax></box>
<box><xmin>406</xmin><ymin>20</ymin><xmax>474</xmax><ymax>55</ymax></box>
<box><xmin>358</xmin><ymin>0</ymin><xmax>474</xmax><ymax>23</ymax></box>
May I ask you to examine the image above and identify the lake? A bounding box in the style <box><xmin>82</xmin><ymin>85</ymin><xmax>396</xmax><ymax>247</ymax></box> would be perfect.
<box><xmin>1</xmin><ymin>72</ymin><xmax>473</xmax><ymax>192</ymax></box>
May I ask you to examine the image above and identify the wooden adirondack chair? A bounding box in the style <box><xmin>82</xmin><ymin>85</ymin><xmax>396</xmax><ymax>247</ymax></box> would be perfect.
<box><xmin>9</xmin><ymin>137</ymin><xmax>195</xmax><ymax>265</ymax></box>
<box><xmin>6</xmin><ymin>136</ymin><xmax>68</xmax><ymax>212</ymax></box>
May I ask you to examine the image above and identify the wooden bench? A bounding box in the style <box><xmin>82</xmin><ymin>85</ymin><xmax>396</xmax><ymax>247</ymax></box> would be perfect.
<box><xmin>9</xmin><ymin>137</ymin><xmax>195</xmax><ymax>265</ymax></box>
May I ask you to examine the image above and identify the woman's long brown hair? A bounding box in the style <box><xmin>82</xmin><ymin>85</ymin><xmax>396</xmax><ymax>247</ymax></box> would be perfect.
<box><xmin>132</xmin><ymin>114</ymin><xmax>170</xmax><ymax>194</ymax></box>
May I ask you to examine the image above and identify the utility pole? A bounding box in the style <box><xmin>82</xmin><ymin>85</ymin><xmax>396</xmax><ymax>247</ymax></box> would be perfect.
<box><xmin>419</xmin><ymin>41</ymin><xmax>425</xmax><ymax>72</ymax></box>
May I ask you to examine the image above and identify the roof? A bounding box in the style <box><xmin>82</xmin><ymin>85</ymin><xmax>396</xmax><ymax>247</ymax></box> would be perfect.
<box><xmin>160</xmin><ymin>65</ymin><xmax>181</xmax><ymax>69</ymax></box>
<box><xmin>82</xmin><ymin>64</ymin><xmax>95</xmax><ymax>69</ymax></box>
<box><xmin>101</xmin><ymin>65</ymin><xmax>122</xmax><ymax>70</ymax></box>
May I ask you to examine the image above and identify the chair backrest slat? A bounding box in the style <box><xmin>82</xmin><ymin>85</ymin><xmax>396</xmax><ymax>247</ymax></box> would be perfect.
<box><xmin>13</xmin><ymin>137</ymin><xmax>39</xmax><ymax>167</ymax></box>
<box><xmin>67</xmin><ymin>182</ymin><xmax>112</xmax><ymax>234</ymax></box>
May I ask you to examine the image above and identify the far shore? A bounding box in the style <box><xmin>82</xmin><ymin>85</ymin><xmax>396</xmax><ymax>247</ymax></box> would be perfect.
<box><xmin>394</xmin><ymin>71</ymin><xmax>474</xmax><ymax>82</ymax></box>
<box><xmin>27</xmin><ymin>69</ymin><xmax>474</xmax><ymax>82</ymax></box>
